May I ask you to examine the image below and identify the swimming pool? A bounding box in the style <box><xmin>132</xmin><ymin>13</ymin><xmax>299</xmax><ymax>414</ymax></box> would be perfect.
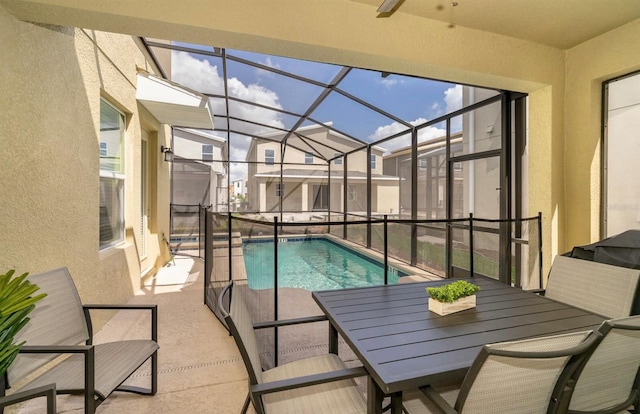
<box><xmin>242</xmin><ymin>238</ymin><xmax>406</xmax><ymax>290</ymax></box>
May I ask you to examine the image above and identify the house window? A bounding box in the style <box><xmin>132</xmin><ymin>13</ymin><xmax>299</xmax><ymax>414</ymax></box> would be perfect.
<box><xmin>305</xmin><ymin>152</ymin><xmax>314</xmax><ymax>164</ymax></box>
<box><xmin>348</xmin><ymin>185</ymin><xmax>357</xmax><ymax>201</ymax></box>
<box><xmin>419</xmin><ymin>159</ymin><xmax>428</xmax><ymax>169</ymax></box>
<box><xmin>454</xmin><ymin>162</ymin><xmax>462</xmax><ymax>171</ymax></box>
<box><xmin>334</xmin><ymin>153</ymin><xmax>343</xmax><ymax>165</ymax></box>
<box><xmin>100</xmin><ymin>142</ymin><xmax>108</xmax><ymax>157</ymax></box>
<box><xmin>370</xmin><ymin>154</ymin><xmax>377</xmax><ymax>170</ymax></box>
<box><xmin>275</xmin><ymin>183</ymin><xmax>284</xmax><ymax>197</ymax></box>
<box><xmin>99</xmin><ymin>99</ymin><xmax>125</xmax><ymax>250</ymax></box>
<box><xmin>265</xmin><ymin>149</ymin><xmax>275</xmax><ymax>165</ymax></box>
<box><xmin>202</xmin><ymin>144</ymin><xmax>214</xmax><ymax>161</ymax></box>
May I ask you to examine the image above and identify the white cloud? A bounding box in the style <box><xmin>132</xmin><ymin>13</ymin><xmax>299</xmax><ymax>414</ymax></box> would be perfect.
<box><xmin>379</xmin><ymin>78</ymin><xmax>399</xmax><ymax>88</ymax></box>
<box><xmin>444</xmin><ymin>84</ymin><xmax>463</xmax><ymax>112</ymax></box>
<box><xmin>172</xmin><ymin>51</ymin><xmax>287</xmax><ymax>180</ymax></box>
<box><xmin>369</xmin><ymin>117</ymin><xmax>447</xmax><ymax>154</ymax></box>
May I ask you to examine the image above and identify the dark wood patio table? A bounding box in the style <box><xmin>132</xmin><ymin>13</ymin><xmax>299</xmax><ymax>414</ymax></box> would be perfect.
<box><xmin>311</xmin><ymin>277</ymin><xmax>606</xmax><ymax>414</ymax></box>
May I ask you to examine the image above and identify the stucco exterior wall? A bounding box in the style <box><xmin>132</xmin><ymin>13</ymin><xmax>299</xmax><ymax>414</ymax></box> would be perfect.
<box><xmin>0</xmin><ymin>7</ymin><xmax>171</xmax><ymax>325</ymax></box>
<box><xmin>564</xmin><ymin>18</ymin><xmax>640</xmax><ymax>250</ymax></box>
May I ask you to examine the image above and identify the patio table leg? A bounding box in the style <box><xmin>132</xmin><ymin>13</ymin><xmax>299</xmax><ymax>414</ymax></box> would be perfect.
<box><xmin>329</xmin><ymin>324</ymin><xmax>338</xmax><ymax>354</ymax></box>
<box><xmin>389</xmin><ymin>392</ymin><xmax>402</xmax><ymax>414</ymax></box>
<box><xmin>367</xmin><ymin>376</ymin><xmax>384</xmax><ymax>414</ymax></box>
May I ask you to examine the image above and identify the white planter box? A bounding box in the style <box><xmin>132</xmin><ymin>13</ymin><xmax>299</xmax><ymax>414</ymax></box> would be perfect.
<box><xmin>428</xmin><ymin>295</ymin><xmax>476</xmax><ymax>316</ymax></box>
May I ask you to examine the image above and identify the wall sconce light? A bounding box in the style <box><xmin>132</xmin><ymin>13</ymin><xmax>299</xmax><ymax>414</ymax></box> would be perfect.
<box><xmin>161</xmin><ymin>145</ymin><xmax>173</xmax><ymax>162</ymax></box>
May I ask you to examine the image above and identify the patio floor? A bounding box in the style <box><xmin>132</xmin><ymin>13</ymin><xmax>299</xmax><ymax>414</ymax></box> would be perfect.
<box><xmin>9</xmin><ymin>256</ymin><xmax>251</xmax><ymax>413</ymax></box>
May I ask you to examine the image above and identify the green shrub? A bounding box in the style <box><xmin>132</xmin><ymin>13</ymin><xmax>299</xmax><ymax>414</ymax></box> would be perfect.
<box><xmin>426</xmin><ymin>280</ymin><xmax>480</xmax><ymax>303</ymax></box>
<box><xmin>0</xmin><ymin>270</ymin><xmax>47</xmax><ymax>376</ymax></box>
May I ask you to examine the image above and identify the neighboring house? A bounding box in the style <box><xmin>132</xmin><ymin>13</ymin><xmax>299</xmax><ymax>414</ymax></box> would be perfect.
<box><xmin>246</xmin><ymin>123</ymin><xmax>400</xmax><ymax>215</ymax></box>
<box><xmin>383</xmin><ymin>86</ymin><xmax>506</xmax><ymax>221</ymax></box>
<box><xmin>383</xmin><ymin>133</ymin><xmax>464</xmax><ymax>219</ymax></box>
<box><xmin>171</xmin><ymin>128</ymin><xmax>228</xmax><ymax>210</ymax></box>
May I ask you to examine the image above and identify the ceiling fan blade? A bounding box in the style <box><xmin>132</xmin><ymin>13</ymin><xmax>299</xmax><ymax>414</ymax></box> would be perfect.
<box><xmin>377</xmin><ymin>0</ymin><xmax>402</xmax><ymax>13</ymax></box>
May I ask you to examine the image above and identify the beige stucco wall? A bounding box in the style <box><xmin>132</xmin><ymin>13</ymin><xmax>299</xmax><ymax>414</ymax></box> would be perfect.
<box><xmin>564</xmin><ymin>18</ymin><xmax>640</xmax><ymax>250</ymax></box>
<box><xmin>0</xmin><ymin>7</ymin><xmax>171</xmax><ymax>326</ymax></box>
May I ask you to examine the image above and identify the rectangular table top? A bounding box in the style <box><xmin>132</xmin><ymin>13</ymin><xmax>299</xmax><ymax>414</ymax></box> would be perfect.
<box><xmin>312</xmin><ymin>277</ymin><xmax>606</xmax><ymax>395</ymax></box>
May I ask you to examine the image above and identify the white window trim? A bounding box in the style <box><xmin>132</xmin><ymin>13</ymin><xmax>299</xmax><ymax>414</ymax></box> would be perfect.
<box><xmin>99</xmin><ymin>99</ymin><xmax>126</xmax><ymax>252</ymax></box>
<box><xmin>370</xmin><ymin>154</ymin><xmax>377</xmax><ymax>170</ymax></box>
<box><xmin>305</xmin><ymin>152</ymin><xmax>314</xmax><ymax>164</ymax></box>
<box><xmin>202</xmin><ymin>144</ymin><xmax>214</xmax><ymax>161</ymax></box>
<box><xmin>334</xmin><ymin>153</ymin><xmax>343</xmax><ymax>165</ymax></box>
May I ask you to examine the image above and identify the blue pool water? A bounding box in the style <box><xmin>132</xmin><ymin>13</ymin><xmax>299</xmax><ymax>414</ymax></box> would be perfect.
<box><xmin>243</xmin><ymin>238</ymin><xmax>405</xmax><ymax>290</ymax></box>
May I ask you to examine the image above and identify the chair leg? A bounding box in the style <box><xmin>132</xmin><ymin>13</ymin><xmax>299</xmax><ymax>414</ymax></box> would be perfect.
<box><xmin>241</xmin><ymin>392</ymin><xmax>251</xmax><ymax>414</ymax></box>
<box><xmin>151</xmin><ymin>351</ymin><xmax>158</xmax><ymax>395</ymax></box>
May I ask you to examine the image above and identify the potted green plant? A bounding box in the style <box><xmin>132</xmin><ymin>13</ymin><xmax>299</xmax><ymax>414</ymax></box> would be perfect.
<box><xmin>426</xmin><ymin>280</ymin><xmax>480</xmax><ymax>316</ymax></box>
<box><xmin>0</xmin><ymin>270</ymin><xmax>47</xmax><ymax>380</ymax></box>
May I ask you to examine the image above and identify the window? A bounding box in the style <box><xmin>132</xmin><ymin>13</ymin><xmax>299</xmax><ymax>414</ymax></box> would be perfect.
<box><xmin>348</xmin><ymin>185</ymin><xmax>357</xmax><ymax>201</ymax></box>
<box><xmin>275</xmin><ymin>183</ymin><xmax>284</xmax><ymax>197</ymax></box>
<box><xmin>419</xmin><ymin>159</ymin><xmax>428</xmax><ymax>169</ymax></box>
<box><xmin>603</xmin><ymin>72</ymin><xmax>640</xmax><ymax>237</ymax></box>
<box><xmin>202</xmin><ymin>144</ymin><xmax>214</xmax><ymax>161</ymax></box>
<box><xmin>454</xmin><ymin>162</ymin><xmax>462</xmax><ymax>171</ymax></box>
<box><xmin>264</xmin><ymin>149</ymin><xmax>275</xmax><ymax>165</ymax></box>
<box><xmin>370</xmin><ymin>154</ymin><xmax>377</xmax><ymax>170</ymax></box>
<box><xmin>99</xmin><ymin>99</ymin><xmax>126</xmax><ymax>250</ymax></box>
<box><xmin>334</xmin><ymin>153</ymin><xmax>343</xmax><ymax>165</ymax></box>
<box><xmin>305</xmin><ymin>152</ymin><xmax>314</xmax><ymax>164</ymax></box>
<box><xmin>100</xmin><ymin>142</ymin><xmax>108</xmax><ymax>157</ymax></box>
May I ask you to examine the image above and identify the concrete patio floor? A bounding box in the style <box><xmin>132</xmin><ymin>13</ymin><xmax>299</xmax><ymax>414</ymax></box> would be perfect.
<box><xmin>10</xmin><ymin>256</ymin><xmax>252</xmax><ymax>413</ymax></box>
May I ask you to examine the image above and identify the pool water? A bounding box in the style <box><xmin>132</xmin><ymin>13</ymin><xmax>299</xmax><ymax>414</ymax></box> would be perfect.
<box><xmin>243</xmin><ymin>238</ymin><xmax>403</xmax><ymax>290</ymax></box>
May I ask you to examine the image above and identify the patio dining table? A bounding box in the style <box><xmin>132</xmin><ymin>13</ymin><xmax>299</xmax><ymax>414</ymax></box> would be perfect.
<box><xmin>311</xmin><ymin>277</ymin><xmax>606</xmax><ymax>414</ymax></box>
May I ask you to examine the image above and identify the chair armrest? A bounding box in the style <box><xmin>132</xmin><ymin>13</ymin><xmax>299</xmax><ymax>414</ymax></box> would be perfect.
<box><xmin>253</xmin><ymin>315</ymin><xmax>327</xmax><ymax>330</ymax></box>
<box><xmin>83</xmin><ymin>304</ymin><xmax>158</xmax><ymax>343</ymax></box>
<box><xmin>251</xmin><ymin>366</ymin><xmax>367</xmax><ymax>397</ymax></box>
<box><xmin>19</xmin><ymin>344</ymin><xmax>93</xmax><ymax>354</ymax></box>
<box><xmin>0</xmin><ymin>383</ymin><xmax>56</xmax><ymax>413</ymax></box>
<box><xmin>83</xmin><ymin>304</ymin><xmax>157</xmax><ymax>310</ymax></box>
<box><xmin>419</xmin><ymin>385</ymin><xmax>458</xmax><ymax>414</ymax></box>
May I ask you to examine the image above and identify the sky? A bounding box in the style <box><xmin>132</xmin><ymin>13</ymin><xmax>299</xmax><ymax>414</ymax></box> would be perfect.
<box><xmin>169</xmin><ymin>43</ymin><xmax>487</xmax><ymax>180</ymax></box>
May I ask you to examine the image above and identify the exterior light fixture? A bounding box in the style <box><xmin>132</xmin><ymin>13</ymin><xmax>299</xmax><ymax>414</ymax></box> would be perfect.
<box><xmin>161</xmin><ymin>145</ymin><xmax>173</xmax><ymax>162</ymax></box>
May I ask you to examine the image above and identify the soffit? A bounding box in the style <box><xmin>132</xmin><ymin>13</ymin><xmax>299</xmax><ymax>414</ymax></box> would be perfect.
<box><xmin>350</xmin><ymin>0</ymin><xmax>640</xmax><ymax>49</ymax></box>
<box><xmin>136</xmin><ymin>73</ymin><xmax>214</xmax><ymax>129</ymax></box>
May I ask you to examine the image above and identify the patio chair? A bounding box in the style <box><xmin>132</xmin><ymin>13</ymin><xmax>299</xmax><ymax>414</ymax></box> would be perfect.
<box><xmin>219</xmin><ymin>281</ymin><xmax>367</xmax><ymax>414</ymax></box>
<box><xmin>0</xmin><ymin>384</ymin><xmax>56</xmax><ymax>414</ymax></box>
<box><xmin>568</xmin><ymin>314</ymin><xmax>640</xmax><ymax>414</ymax></box>
<box><xmin>402</xmin><ymin>330</ymin><xmax>599</xmax><ymax>414</ymax></box>
<box><xmin>542</xmin><ymin>256</ymin><xmax>640</xmax><ymax>318</ymax></box>
<box><xmin>3</xmin><ymin>267</ymin><xmax>159</xmax><ymax>414</ymax></box>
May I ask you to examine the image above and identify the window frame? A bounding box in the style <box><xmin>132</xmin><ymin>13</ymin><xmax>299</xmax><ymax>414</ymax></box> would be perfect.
<box><xmin>99</xmin><ymin>98</ymin><xmax>126</xmax><ymax>251</ymax></box>
<box><xmin>334</xmin><ymin>152</ymin><xmax>343</xmax><ymax>165</ymax></box>
<box><xmin>202</xmin><ymin>144</ymin><xmax>214</xmax><ymax>161</ymax></box>
<box><xmin>304</xmin><ymin>152</ymin><xmax>314</xmax><ymax>164</ymax></box>
<box><xmin>370</xmin><ymin>154</ymin><xmax>377</xmax><ymax>170</ymax></box>
<box><xmin>265</xmin><ymin>148</ymin><xmax>275</xmax><ymax>165</ymax></box>
<box><xmin>275</xmin><ymin>183</ymin><xmax>284</xmax><ymax>197</ymax></box>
